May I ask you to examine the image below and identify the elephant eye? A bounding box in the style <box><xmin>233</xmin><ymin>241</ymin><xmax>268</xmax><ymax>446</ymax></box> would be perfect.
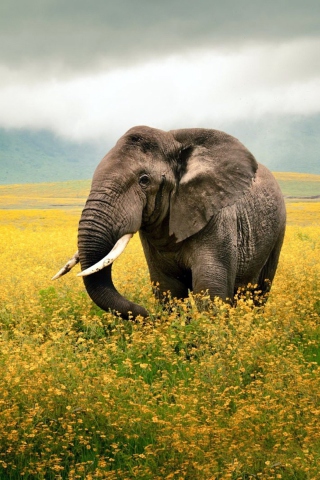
<box><xmin>139</xmin><ymin>174</ymin><xmax>150</xmax><ymax>187</ymax></box>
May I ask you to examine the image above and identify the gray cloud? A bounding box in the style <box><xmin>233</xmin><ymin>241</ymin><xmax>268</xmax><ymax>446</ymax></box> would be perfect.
<box><xmin>1</xmin><ymin>40</ymin><xmax>319</xmax><ymax>141</ymax></box>
<box><xmin>1</xmin><ymin>0</ymin><xmax>319</xmax><ymax>76</ymax></box>
<box><xmin>0</xmin><ymin>0</ymin><xmax>319</xmax><ymax>159</ymax></box>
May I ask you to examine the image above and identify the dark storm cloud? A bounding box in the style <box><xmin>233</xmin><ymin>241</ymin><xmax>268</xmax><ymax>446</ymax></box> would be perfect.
<box><xmin>1</xmin><ymin>0</ymin><xmax>319</xmax><ymax>74</ymax></box>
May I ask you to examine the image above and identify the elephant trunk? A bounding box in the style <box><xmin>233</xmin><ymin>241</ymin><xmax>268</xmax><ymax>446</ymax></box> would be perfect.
<box><xmin>77</xmin><ymin>197</ymin><xmax>148</xmax><ymax>319</ymax></box>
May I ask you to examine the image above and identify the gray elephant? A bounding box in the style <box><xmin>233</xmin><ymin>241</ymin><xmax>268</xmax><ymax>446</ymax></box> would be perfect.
<box><xmin>53</xmin><ymin>126</ymin><xmax>286</xmax><ymax>319</ymax></box>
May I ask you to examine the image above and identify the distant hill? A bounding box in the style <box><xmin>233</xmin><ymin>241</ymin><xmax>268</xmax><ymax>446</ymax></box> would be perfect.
<box><xmin>0</xmin><ymin>114</ymin><xmax>319</xmax><ymax>184</ymax></box>
<box><xmin>273</xmin><ymin>172</ymin><xmax>320</xmax><ymax>199</ymax></box>
<box><xmin>226</xmin><ymin>114</ymin><xmax>320</xmax><ymax>175</ymax></box>
<box><xmin>0</xmin><ymin>128</ymin><xmax>106</xmax><ymax>184</ymax></box>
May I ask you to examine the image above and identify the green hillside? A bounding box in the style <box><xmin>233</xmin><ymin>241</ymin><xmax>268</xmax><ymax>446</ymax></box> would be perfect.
<box><xmin>0</xmin><ymin>128</ymin><xmax>106</xmax><ymax>184</ymax></box>
<box><xmin>273</xmin><ymin>172</ymin><xmax>320</xmax><ymax>199</ymax></box>
<box><xmin>229</xmin><ymin>114</ymin><xmax>320</xmax><ymax>175</ymax></box>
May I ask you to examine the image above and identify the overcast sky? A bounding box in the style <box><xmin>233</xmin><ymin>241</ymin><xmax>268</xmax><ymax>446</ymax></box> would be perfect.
<box><xmin>0</xmin><ymin>0</ymin><xmax>319</xmax><ymax>143</ymax></box>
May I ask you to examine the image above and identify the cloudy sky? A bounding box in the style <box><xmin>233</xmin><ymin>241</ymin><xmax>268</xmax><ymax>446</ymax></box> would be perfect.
<box><xmin>0</xmin><ymin>0</ymin><xmax>319</xmax><ymax>153</ymax></box>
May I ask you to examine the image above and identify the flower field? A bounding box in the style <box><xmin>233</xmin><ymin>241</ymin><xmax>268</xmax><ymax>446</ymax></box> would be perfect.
<box><xmin>0</xmin><ymin>182</ymin><xmax>320</xmax><ymax>479</ymax></box>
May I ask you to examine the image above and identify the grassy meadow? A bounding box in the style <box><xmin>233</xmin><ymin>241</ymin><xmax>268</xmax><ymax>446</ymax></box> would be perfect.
<box><xmin>0</xmin><ymin>174</ymin><xmax>319</xmax><ymax>479</ymax></box>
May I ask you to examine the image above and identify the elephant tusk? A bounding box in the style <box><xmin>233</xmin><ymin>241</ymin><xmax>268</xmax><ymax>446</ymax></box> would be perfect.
<box><xmin>77</xmin><ymin>233</ymin><xmax>133</xmax><ymax>277</ymax></box>
<box><xmin>52</xmin><ymin>251</ymin><xmax>80</xmax><ymax>280</ymax></box>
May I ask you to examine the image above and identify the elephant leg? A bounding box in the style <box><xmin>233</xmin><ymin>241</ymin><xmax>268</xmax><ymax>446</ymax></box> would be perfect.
<box><xmin>150</xmin><ymin>268</ymin><xmax>192</xmax><ymax>302</ymax></box>
<box><xmin>189</xmin><ymin>219</ymin><xmax>238</xmax><ymax>304</ymax></box>
<box><xmin>255</xmin><ymin>229</ymin><xmax>286</xmax><ymax>303</ymax></box>
<box><xmin>140</xmin><ymin>234</ymin><xmax>192</xmax><ymax>301</ymax></box>
<box><xmin>191</xmin><ymin>258</ymin><xmax>236</xmax><ymax>304</ymax></box>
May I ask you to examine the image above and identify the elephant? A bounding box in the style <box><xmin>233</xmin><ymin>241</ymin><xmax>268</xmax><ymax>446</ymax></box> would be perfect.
<box><xmin>53</xmin><ymin>125</ymin><xmax>286</xmax><ymax>319</ymax></box>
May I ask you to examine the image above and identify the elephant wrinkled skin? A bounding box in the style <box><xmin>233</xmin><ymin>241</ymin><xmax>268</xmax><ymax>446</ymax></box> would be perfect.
<box><xmin>55</xmin><ymin>126</ymin><xmax>286</xmax><ymax>319</ymax></box>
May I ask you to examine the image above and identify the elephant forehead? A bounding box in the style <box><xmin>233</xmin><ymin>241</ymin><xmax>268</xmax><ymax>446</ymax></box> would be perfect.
<box><xmin>125</xmin><ymin>125</ymin><xmax>160</xmax><ymax>135</ymax></box>
<box><xmin>93</xmin><ymin>150</ymin><xmax>170</xmax><ymax>186</ymax></box>
<box><xmin>120</xmin><ymin>126</ymin><xmax>180</xmax><ymax>154</ymax></box>
<box><xmin>124</xmin><ymin>125</ymin><xmax>170</xmax><ymax>142</ymax></box>
<box><xmin>111</xmin><ymin>138</ymin><xmax>164</xmax><ymax>161</ymax></box>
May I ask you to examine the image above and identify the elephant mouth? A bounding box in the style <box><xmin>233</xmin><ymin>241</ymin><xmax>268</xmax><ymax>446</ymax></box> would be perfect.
<box><xmin>52</xmin><ymin>233</ymin><xmax>133</xmax><ymax>280</ymax></box>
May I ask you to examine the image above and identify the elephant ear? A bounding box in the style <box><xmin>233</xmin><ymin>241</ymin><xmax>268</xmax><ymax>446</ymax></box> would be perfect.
<box><xmin>169</xmin><ymin>129</ymin><xmax>258</xmax><ymax>242</ymax></box>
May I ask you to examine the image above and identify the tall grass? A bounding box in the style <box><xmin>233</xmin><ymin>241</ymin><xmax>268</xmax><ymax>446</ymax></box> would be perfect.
<box><xmin>0</xmin><ymin>204</ymin><xmax>319</xmax><ymax>479</ymax></box>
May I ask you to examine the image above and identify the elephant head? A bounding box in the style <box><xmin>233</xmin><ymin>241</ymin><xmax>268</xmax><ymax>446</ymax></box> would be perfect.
<box><xmin>54</xmin><ymin>125</ymin><xmax>261</xmax><ymax>319</ymax></box>
<box><xmin>77</xmin><ymin>126</ymin><xmax>182</xmax><ymax>318</ymax></box>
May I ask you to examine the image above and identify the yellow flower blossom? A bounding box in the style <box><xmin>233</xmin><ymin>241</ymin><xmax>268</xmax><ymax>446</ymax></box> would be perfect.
<box><xmin>0</xmin><ymin>183</ymin><xmax>319</xmax><ymax>478</ymax></box>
